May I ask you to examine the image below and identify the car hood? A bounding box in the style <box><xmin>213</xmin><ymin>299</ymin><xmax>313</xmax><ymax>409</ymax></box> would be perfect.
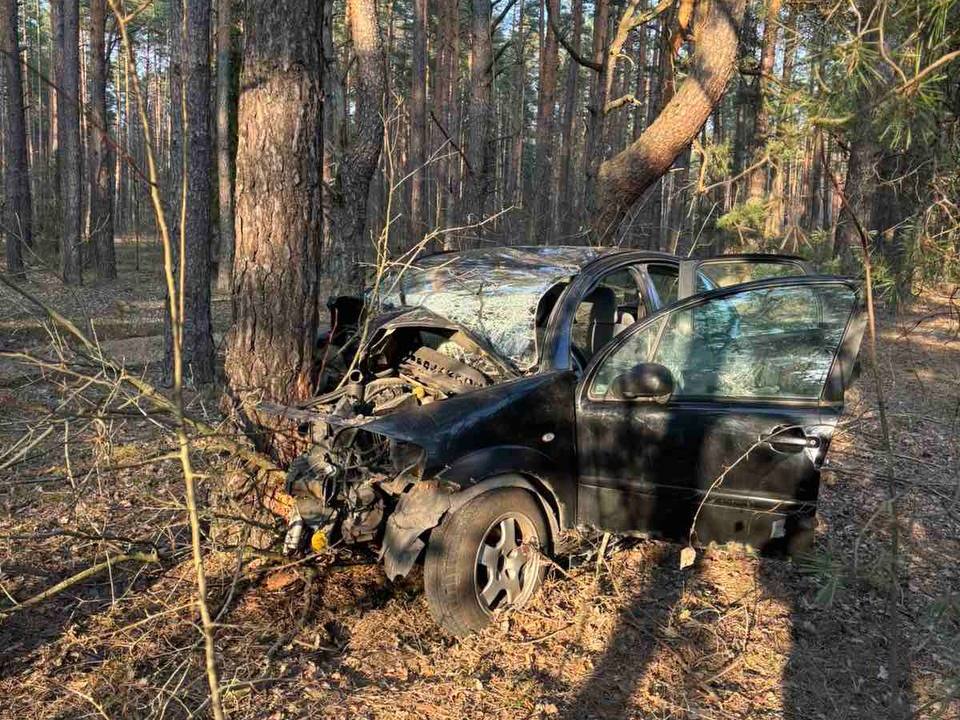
<box><xmin>355</xmin><ymin>370</ymin><xmax>577</xmax><ymax>476</ymax></box>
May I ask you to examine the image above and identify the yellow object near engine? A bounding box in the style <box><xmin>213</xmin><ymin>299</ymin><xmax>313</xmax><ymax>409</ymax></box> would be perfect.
<box><xmin>310</xmin><ymin>530</ymin><xmax>328</xmax><ymax>553</ymax></box>
<box><xmin>411</xmin><ymin>383</ymin><xmax>426</xmax><ymax>400</ymax></box>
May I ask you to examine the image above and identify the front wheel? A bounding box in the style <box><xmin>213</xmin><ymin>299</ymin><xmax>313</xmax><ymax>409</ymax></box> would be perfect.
<box><xmin>423</xmin><ymin>487</ymin><xmax>548</xmax><ymax>637</ymax></box>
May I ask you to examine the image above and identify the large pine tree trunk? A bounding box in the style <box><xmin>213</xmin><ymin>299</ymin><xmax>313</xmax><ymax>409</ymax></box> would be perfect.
<box><xmin>215</xmin><ymin>0</ymin><xmax>235</xmax><ymax>292</ymax></box>
<box><xmin>56</xmin><ymin>0</ymin><xmax>82</xmax><ymax>284</ymax></box>
<box><xmin>88</xmin><ymin>0</ymin><xmax>115</xmax><ymax>281</ymax></box>
<box><xmin>1</xmin><ymin>0</ymin><xmax>32</xmax><ymax>277</ymax></box>
<box><xmin>592</xmin><ymin>0</ymin><xmax>746</xmax><ymax>240</ymax></box>
<box><xmin>324</xmin><ymin>0</ymin><xmax>385</xmax><ymax>293</ymax></box>
<box><xmin>164</xmin><ymin>0</ymin><xmax>215</xmax><ymax>384</ymax></box>
<box><xmin>225</xmin><ymin>0</ymin><xmax>322</xmax><ymax>413</ymax></box>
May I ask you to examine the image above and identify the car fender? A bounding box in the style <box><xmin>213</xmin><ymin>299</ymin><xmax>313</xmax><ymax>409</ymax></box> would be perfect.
<box><xmin>380</xmin><ymin>448</ymin><xmax>566</xmax><ymax>581</ymax></box>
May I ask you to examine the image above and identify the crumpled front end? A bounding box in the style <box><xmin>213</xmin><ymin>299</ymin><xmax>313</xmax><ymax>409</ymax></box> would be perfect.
<box><xmin>277</xmin><ymin>315</ymin><xmax>514</xmax><ymax>569</ymax></box>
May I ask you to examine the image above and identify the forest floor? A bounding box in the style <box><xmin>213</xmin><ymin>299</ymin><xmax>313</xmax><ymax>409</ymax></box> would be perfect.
<box><xmin>1</xmin><ymin>239</ymin><xmax>958</xmax><ymax>720</ymax></box>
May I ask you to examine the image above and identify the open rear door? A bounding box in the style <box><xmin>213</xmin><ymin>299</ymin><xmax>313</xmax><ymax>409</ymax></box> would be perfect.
<box><xmin>678</xmin><ymin>254</ymin><xmax>813</xmax><ymax>300</ymax></box>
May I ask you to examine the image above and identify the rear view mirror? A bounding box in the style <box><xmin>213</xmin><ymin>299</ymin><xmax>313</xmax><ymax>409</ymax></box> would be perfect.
<box><xmin>609</xmin><ymin>363</ymin><xmax>674</xmax><ymax>402</ymax></box>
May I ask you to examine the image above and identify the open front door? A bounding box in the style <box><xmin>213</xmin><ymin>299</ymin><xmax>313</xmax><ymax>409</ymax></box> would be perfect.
<box><xmin>575</xmin><ymin>277</ymin><xmax>865</xmax><ymax>555</ymax></box>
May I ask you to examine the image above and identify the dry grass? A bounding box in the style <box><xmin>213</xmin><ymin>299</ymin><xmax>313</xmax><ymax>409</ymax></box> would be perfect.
<box><xmin>1</xmin><ymin>251</ymin><xmax>958</xmax><ymax>719</ymax></box>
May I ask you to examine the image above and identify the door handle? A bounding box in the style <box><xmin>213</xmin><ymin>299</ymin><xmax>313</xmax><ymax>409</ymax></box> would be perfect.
<box><xmin>760</xmin><ymin>427</ymin><xmax>821</xmax><ymax>451</ymax></box>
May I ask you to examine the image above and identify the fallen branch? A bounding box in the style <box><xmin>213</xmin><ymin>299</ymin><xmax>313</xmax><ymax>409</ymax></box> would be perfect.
<box><xmin>1</xmin><ymin>551</ymin><xmax>160</xmax><ymax>617</ymax></box>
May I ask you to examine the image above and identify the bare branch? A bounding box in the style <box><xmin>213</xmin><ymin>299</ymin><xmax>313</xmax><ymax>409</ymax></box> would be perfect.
<box><xmin>546</xmin><ymin>0</ymin><xmax>602</xmax><ymax>72</ymax></box>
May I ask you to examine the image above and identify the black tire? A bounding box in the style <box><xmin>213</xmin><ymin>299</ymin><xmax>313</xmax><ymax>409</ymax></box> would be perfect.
<box><xmin>424</xmin><ymin>487</ymin><xmax>549</xmax><ymax>637</ymax></box>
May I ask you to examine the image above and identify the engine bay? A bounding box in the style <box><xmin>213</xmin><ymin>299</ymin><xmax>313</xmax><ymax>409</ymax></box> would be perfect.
<box><xmin>282</xmin><ymin>324</ymin><xmax>512</xmax><ymax>555</ymax></box>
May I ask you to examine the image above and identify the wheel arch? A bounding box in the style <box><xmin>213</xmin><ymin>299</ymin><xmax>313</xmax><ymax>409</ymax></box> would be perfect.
<box><xmin>381</xmin><ymin>447</ymin><xmax>568</xmax><ymax>581</ymax></box>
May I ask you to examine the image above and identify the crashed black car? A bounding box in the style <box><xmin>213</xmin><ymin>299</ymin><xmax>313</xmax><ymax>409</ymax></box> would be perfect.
<box><xmin>271</xmin><ymin>247</ymin><xmax>865</xmax><ymax>636</ymax></box>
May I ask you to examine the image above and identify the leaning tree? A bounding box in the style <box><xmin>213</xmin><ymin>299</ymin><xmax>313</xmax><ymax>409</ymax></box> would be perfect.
<box><xmin>591</xmin><ymin>0</ymin><xmax>748</xmax><ymax>240</ymax></box>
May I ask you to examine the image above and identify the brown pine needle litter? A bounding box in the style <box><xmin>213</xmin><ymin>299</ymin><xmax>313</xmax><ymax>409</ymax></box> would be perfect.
<box><xmin>2</xmin><ymin>272</ymin><xmax>959</xmax><ymax>719</ymax></box>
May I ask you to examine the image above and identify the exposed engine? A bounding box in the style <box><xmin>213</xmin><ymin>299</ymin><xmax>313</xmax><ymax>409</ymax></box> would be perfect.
<box><xmin>283</xmin><ymin>326</ymin><xmax>509</xmax><ymax>555</ymax></box>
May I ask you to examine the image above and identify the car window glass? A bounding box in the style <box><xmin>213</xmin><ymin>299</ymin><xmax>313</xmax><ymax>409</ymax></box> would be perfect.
<box><xmin>698</xmin><ymin>261</ymin><xmax>806</xmax><ymax>290</ymax></box>
<box><xmin>591</xmin><ymin>317</ymin><xmax>666</xmax><ymax>396</ymax></box>
<box><xmin>647</xmin><ymin>265</ymin><xmax>679</xmax><ymax>306</ymax></box>
<box><xmin>590</xmin><ymin>284</ymin><xmax>856</xmax><ymax>400</ymax></box>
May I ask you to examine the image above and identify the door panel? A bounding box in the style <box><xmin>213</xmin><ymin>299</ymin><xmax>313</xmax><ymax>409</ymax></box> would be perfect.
<box><xmin>575</xmin><ymin>278</ymin><xmax>863</xmax><ymax>554</ymax></box>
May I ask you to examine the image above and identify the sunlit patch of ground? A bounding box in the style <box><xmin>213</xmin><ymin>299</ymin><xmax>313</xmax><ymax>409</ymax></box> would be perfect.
<box><xmin>1</xmin><ymin>251</ymin><xmax>958</xmax><ymax>719</ymax></box>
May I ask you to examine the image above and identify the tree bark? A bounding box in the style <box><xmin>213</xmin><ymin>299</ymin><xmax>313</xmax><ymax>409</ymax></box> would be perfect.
<box><xmin>833</xmin><ymin>128</ymin><xmax>879</xmax><ymax>272</ymax></box>
<box><xmin>169</xmin><ymin>0</ymin><xmax>184</xmax><ymax>226</ymax></box>
<box><xmin>746</xmin><ymin>0</ymin><xmax>782</xmax><ymax>202</ymax></box>
<box><xmin>215</xmin><ymin>0</ymin><xmax>235</xmax><ymax>292</ymax></box>
<box><xmin>582</xmin><ymin>0</ymin><xmax>610</xmax><ymax>219</ymax></box>
<box><xmin>433</xmin><ymin>0</ymin><xmax>460</xmax><ymax>245</ymax></box>
<box><xmin>408</xmin><ymin>0</ymin><xmax>427</xmax><ymax>245</ymax></box>
<box><xmin>56</xmin><ymin>0</ymin><xmax>82</xmax><ymax>284</ymax></box>
<box><xmin>88</xmin><ymin>0</ymin><xmax>116</xmax><ymax>281</ymax></box>
<box><xmin>226</xmin><ymin>0</ymin><xmax>322</xmax><ymax>411</ymax></box>
<box><xmin>1</xmin><ymin>0</ymin><xmax>32</xmax><ymax>277</ymax></box>
<box><xmin>464</xmin><ymin>0</ymin><xmax>494</xmax><ymax>232</ymax></box>
<box><xmin>49</xmin><ymin>0</ymin><xmax>60</xmax><ymax>162</ymax></box>
<box><xmin>592</xmin><ymin>0</ymin><xmax>747</xmax><ymax>240</ymax></box>
<box><xmin>529</xmin><ymin>0</ymin><xmax>560</xmax><ymax>242</ymax></box>
<box><xmin>505</xmin><ymin>0</ymin><xmax>525</xmax><ymax>208</ymax></box>
<box><xmin>558</xmin><ymin>0</ymin><xmax>583</xmax><ymax>234</ymax></box>
<box><xmin>164</xmin><ymin>0</ymin><xmax>215</xmax><ymax>384</ymax></box>
<box><xmin>324</xmin><ymin>0</ymin><xmax>385</xmax><ymax>293</ymax></box>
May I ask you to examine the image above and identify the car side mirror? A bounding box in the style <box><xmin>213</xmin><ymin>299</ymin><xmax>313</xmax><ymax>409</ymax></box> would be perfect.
<box><xmin>609</xmin><ymin>363</ymin><xmax>674</xmax><ymax>402</ymax></box>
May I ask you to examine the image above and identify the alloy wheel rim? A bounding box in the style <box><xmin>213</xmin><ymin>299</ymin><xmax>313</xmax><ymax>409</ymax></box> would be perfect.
<box><xmin>474</xmin><ymin>513</ymin><xmax>540</xmax><ymax>613</ymax></box>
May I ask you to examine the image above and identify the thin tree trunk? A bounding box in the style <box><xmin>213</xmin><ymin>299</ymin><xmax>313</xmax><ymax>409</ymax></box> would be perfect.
<box><xmin>49</xmin><ymin>0</ymin><xmax>60</xmax><ymax>162</ymax></box>
<box><xmin>834</xmin><ymin>130</ymin><xmax>879</xmax><ymax>272</ymax></box>
<box><xmin>408</xmin><ymin>0</ymin><xmax>427</xmax><ymax>246</ymax></box>
<box><xmin>1</xmin><ymin>0</ymin><xmax>32</xmax><ymax>276</ymax></box>
<box><xmin>583</xmin><ymin>0</ymin><xmax>610</xmax><ymax>218</ymax></box>
<box><xmin>529</xmin><ymin>0</ymin><xmax>560</xmax><ymax>242</ymax></box>
<box><xmin>164</xmin><ymin>0</ymin><xmax>215</xmax><ymax>384</ymax></box>
<box><xmin>169</xmin><ymin>0</ymin><xmax>183</xmax><ymax>223</ymax></box>
<box><xmin>746</xmin><ymin>0</ymin><xmax>782</xmax><ymax>202</ymax></box>
<box><xmin>436</xmin><ymin>0</ymin><xmax>460</xmax><ymax>245</ymax></box>
<box><xmin>558</xmin><ymin>0</ymin><xmax>583</xmax><ymax>235</ymax></box>
<box><xmin>632</xmin><ymin>27</ymin><xmax>648</xmax><ymax>140</ymax></box>
<box><xmin>324</xmin><ymin>0</ymin><xmax>386</xmax><ymax>293</ymax></box>
<box><xmin>464</xmin><ymin>0</ymin><xmax>493</xmax><ymax>232</ymax></box>
<box><xmin>88</xmin><ymin>0</ymin><xmax>116</xmax><ymax>280</ymax></box>
<box><xmin>592</xmin><ymin>0</ymin><xmax>747</xmax><ymax>240</ymax></box>
<box><xmin>226</xmin><ymin>0</ymin><xmax>323</xmax><ymax>418</ymax></box>
<box><xmin>215</xmin><ymin>0</ymin><xmax>235</xmax><ymax>292</ymax></box>
<box><xmin>321</xmin><ymin>0</ymin><xmax>345</xmax><ymax>258</ymax></box>
<box><xmin>505</xmin><ymin>0</ymin><xmax>525</xmax><ymax>208</ymax></box>
<box><xmin>56</xmin><ymin>0</ymin><xmax>82</xmax><ymax>284</ymax></box>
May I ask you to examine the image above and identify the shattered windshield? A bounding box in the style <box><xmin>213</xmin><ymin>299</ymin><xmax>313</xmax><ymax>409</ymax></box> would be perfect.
<box><xmin>378</xmin><ymin>246</ymin><xmax>606</xmax><ymax>370</ymax></box>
